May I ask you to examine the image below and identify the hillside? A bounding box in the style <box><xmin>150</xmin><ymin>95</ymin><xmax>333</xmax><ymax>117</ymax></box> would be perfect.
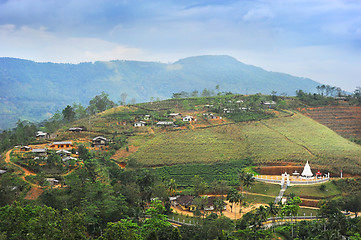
<box><xmin>58</xmin><ymin>95</ymin><xmax>361</xmax><ymax>175</ymax></box>
<box><xmin>129</xmin><ymin>112</ymin><xmax>361</xmax><ymax>174</ymax></box>
<box><xmin>0</xmin><ymin>55</ymin><xmax>321</xmax><ymax>129</ymax></box>
<box><xmin>298</xmin><ymin>106</ymin><xmax>361</xmax><ymax>139</ymax></box>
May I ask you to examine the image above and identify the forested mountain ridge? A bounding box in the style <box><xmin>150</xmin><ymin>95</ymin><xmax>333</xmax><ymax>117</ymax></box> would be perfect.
<box><xmin>0</xmin><ymin>55</ymin><xmax>321</xmax><ymax>129</ymax></box>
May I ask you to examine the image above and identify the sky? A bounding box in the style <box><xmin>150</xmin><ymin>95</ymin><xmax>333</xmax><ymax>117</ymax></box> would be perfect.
<box><xmin>0</xmin><ymin>0</ymin><xmax>360</xmax><ymax>92</ymax></box>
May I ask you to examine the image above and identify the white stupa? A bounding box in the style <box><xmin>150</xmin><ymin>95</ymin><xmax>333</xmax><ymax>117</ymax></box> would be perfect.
<box><xmin>301</xmin><ymin>161</ymin><xmax>313</xmax><ymax>178</ymax></box>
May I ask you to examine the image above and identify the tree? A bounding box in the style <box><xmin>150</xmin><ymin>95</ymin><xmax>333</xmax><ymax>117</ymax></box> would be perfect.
<box><xmin>242</xmin><ymin>173</ymin><xmax>255</xmax><ymax>196</ymax></box>
<box><xmin>255</xmin><ymin>205</ymin><xmax>268</xmax><ymax>227</ymax></box>
<box><xmin>343</xmin><ymin>194</ymin><xmax>361</xmax><ymax>217</ymax></box>
<box><xmin>62</xmin><ymin>105</ymin><xmax>76</xmax><ymax>122</ymax></box>
<box><xmin>99</xmin><ymin>219</ymin><xmax>140</xmax><ymax>240</ymax></box>
<box><xmin>227</xmin><ymin>188</ymin><xmax>244</xmax><ymax>219</ymax></box>
<box><xmin>266</xmin><ymin>202</ymin><xmax>279</xmax><ymax>223</ymax></box>
<box><xmin>192</xmin><ymin>196</ymin><xmax>208</xmax><ymax>218</ymax></box>
<box><xmin>141</xmin><ymin>200</ymin><xmax>172</xmax><ymax>239</ymax></box>
<box><xmin>211</xmin><ymin>180</ymin><xmax>229</xmax><ymax>198</ymax></box>
<box><xmin>88</xmin><ymin>92</ymin><xmax>116</xmax><ymax>114</ymax></box>
<box><xmin>192</xmin><ymin>175</ymin><xmax>208</xmax><ymax>196</ymax></box>
<box><xmin>120</xmin><ymin>92</ymin><xmax>128</xmax><ymax>105</ymax></box>
<box><xmin>214</xmin><ymin>198</ymin><xmax>227</xmax><ymax>215</ymax></box>
<box><xmin>167</xmin><ymin>179</ymin><xmax>177</xmax><ymax>196</ymax></box>
<box><xmin>72</xmin><ymin>103</ymin><xmax>87</xmax><ymax>120</ymax></box>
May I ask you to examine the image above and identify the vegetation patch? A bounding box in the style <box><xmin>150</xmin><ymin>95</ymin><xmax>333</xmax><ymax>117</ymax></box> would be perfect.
<box><xmin>154</xmin><ymin>159</ymin><xmax>252</xmax><ymax>188</ymax></box>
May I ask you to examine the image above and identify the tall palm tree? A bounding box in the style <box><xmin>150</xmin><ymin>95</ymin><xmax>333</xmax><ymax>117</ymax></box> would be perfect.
<box><xmin>227</xmin><ymin>188</ymin><xmax>238</xmax><ymax>213</ymax></box>
<box><xmin>267</xmin><ymin>202</ymin><xmax>279</xmax><ymax>223</ymax></box>
<box><xmin>239</xmin><ymin>170</ymin><xmax>246</xmax><ymax>193</ymax></box>
<box><xmin>167</xmin><ymin>179</ymin><xmax>177</xmax><ymax>196</ymax></box>
<box><xmin>255</xmin><ymin>205</ymin><xmax>269</xmax><ymax>229</ymax></box>
<box><xmin>243</xmin><ymin>173</ymin><xmax>255</xmax><ymax>197</ymax></box>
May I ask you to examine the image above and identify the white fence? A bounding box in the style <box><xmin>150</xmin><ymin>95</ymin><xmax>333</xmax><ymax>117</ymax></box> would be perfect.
<box><xmin>255</xmin><ymin>175</ymin><xmax>330</xmax><ymax>185</ymax></box>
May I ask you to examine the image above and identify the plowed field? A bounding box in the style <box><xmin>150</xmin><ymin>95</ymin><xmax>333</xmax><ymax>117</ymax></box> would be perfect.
<box><xmin>298</xmin><ymin>106</ymin><xmax>361</xmax><ymax>138</ymax></box>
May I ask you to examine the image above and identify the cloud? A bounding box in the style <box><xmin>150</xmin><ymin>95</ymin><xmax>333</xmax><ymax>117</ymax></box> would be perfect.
<box><xmin>243</xmin><ymin>7</ymin><xmax>274</xmax><ymax>22</ymax></box>
<box><xmin>0</xmin><ymin>24</ymin><xmax>144</xmax><ymax>63</ymax></box>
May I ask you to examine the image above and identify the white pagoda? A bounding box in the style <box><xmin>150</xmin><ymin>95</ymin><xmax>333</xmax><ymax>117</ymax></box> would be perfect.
<box><xmin>301</xmin><ymin>161</ymin><xmax>313</xmax><ymax>178</ymax></box>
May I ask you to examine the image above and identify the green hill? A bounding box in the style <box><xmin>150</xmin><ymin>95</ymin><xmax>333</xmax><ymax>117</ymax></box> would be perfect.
<box><xmin>0</xmin><ymin>55</ymin><xmax>321</xmax><ymax>129</ymax></box>
<box><xmin>129</xmin><ymin>112</ymin><xmax>361</xmax><ymax>174</ymax></box>
<box><xmin>68</xmin><ymin>95</ymin><xmax>361</xmax><ymax>175</ymax></box>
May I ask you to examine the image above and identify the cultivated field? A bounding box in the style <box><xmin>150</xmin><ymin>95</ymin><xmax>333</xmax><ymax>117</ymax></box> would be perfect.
<box><xmin>130</xmin><ymin>111</ymin><xmax>361</xmax><ymax>174</ymax></box>
<box><xmin>298</xmin><ymin>106</ymin><xmax>361</xmax><ymax>138</ymax></box>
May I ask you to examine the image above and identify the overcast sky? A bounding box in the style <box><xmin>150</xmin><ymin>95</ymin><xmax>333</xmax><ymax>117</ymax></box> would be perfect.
<box><xmin>0</xmin><ymin>0</ymin><xmax>360</xmax><ymax>92</ymax></box>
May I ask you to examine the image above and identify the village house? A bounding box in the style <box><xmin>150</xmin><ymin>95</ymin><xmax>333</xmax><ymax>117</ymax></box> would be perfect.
<box><xmin>182</xmin><ymin>116</ymin><xmax>194</xmax><ymax>122</ymax></box>
<box><xmin>204</xmin><ymin>104</ymin><xmax>214</xmax><ymax>108</ymax></box>
<box><xmin>50</xmin><ymin>141</ymin><xmax>73</xmax><ymax>149</ymax></box>
<box><xmin>203</xmin><ymin>113</ymin><xmax>217</xmax><ymax>119</ymax></box>
<box><xmin>134</xmin><ymin>121</ymin><xmax>146</xmax><ymax>127</ymax></box>
<box><xmin>69</xmin><ymin>127</ymin><xmax>84</xmax><ymax>132</ymax></box>
<box><xmin>176</xmin><ymin>195</ymin><xmax>196</xmax><ymax>211</ymax></box>
<box><xmin>32</xmin><ymin>148</ymin><xmax>48</xmax><ymax>157</ymax></box>
<box><xmin>62</xmin><ymin>156</ymin><xmax>77</xmax><ymax>162</ymax></box>
<box><xmin>223</xmin><ymin>108</ymin><xmax>234</xmax><ymax>113</ymax></box>
<box><xmin>46</xmin><ymin>178</ymin><xmax>60</xmax><ymax>186</ymax></box>
<box><xmin>156</xmin><ymin>121</ymin><xmax>175</xmax><ymax>127</ymax></box>
<box><xmin>56</xmin><ymin>149</ymin><xmax>71</xmax><ymax>157</ymax></box>
<box><xmin>169</xmin><ymin>113</ymin><xmax>182</xmax><ymax>119</ymax></box>
<box><xmin>0</xmin><ymin>169</ymin><xmax>7</xmax><ymax>175</ymax></box>
<box><xmin>92</xmin><ymin>136</ymin><xmax>108</xmax><ymax>147</ymax></box>
<box><xmin>204</xmin><ymin>197</ymin><xmax>227</xmax><ymax>211</ymax></box>
<box><xmin>36</xmin><ymin>131</ymin><xmax>49</xmax><ymax>139</ymax></box>
<box><xmin>261</xmin><ymin>101</ymin><xmax>277</xmax><ymax>108</ymax></box>
<box><xmin>20</xmin><ymin>146</ymin><xmax>32</xmax><ymax>152</ymax></box>
<box><xmin>143</xmin><ymin>115</ymin><xmax>151</xmax><ymax>120</ymax></box>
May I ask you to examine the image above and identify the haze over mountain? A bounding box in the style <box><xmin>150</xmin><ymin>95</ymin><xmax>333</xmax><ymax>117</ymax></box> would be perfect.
<box><xmin>0</xmin><ymin>55</ymin><xmax>321</xmax><ymax>129</ymax></box>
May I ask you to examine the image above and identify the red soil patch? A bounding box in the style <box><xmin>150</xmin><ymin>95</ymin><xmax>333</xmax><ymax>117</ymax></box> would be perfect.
<box><xmin>111</xmin><ymin>145</ymin><xmax>139</xmax><ymax>159</ymax></box>
<box><xmin>298</xmin><ymin>106</ymin><xmax>361</xmax><ymax>138</ymax></box>
<box><xmin>24</xmin><ymin>187</ymin><xmax>43</xmax><ymax>200</ymax></box>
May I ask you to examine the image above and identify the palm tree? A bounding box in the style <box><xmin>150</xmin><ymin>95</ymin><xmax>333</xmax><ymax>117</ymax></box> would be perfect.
<box><xmin>227</xmin><ymin>188</ymin><xmax>238</xmax><ymax>213</ymax></box>
<box><xmin>267</xmin><ymin>202</ymin><xmax>279</xmax><ymax>224</ymax></box>
<box><xmin>167</xmin><ymin>179</ymin><xmax>177</xmax><ymax>196</ymax></box>
<box><xmin>243</xmin><ymin>173</ymin><xmax>255</xmax><ymax>197</ymax></box>
<box><xmin>214</xmin><ymin>198</ymin><xmax>227</xmax><ymax>215</ymax></box>
<box><xmin>239</xmin><ymin>170</ymin><xmax>246</xmax><ymax>193</ymax></box>
<box><xmin>255</xmin><ymin>205</ymin><xmax>269</xmax><ymax>229</ymax></box>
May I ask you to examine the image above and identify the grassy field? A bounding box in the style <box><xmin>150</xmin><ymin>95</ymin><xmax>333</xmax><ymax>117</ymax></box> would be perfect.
<box><xmin>286</xmin><ymin>181</ymin><xmax>342</xmax><ymax>199</ymax></box>
<box><xmin>129</xmin><ymin>111</ymin><xmax>361</xmax><ymax>173</ymax></box>
<box><xmin>131</xmin><ymin>124</ymin><xmax>249</xmax><ymax>166</ymax></box>
<box><xmin>247</xmin><ymin>182</ymin><xmax>282</xmax><ymax>196</ymax></box>
<box><xmin>262</xmin><ymin>112</ymin><xmax>361</xmax><ymax>173</ymax></box>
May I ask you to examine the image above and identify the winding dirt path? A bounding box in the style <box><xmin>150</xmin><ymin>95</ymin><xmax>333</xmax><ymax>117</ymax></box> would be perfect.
<box><xmin>4</xmin><ymin>149</ymin><xmax>76</xmax><ymax>200</ymax></box>
<box><xmin>5</xmin><ymin>149</ymin><xmax>36</xmax><ymax>179</ymax></box>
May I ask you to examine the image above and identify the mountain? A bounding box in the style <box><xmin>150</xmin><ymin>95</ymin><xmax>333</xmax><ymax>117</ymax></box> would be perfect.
<box><xmin>0</xmin><ymin>55</ymin><xmax>320</xmax><ymax>129</ymax></box>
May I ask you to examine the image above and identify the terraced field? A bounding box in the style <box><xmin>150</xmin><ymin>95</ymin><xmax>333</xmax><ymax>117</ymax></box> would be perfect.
<box><xmin>298</xmin><ymin>106</ymin><xmax>361</xmax><ymax>138</ymax></box>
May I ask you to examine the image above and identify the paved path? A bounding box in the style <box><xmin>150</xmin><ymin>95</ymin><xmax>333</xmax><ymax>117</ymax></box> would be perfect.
<box><xmin>275</xmin><ymin>184</ymin><xmax>287</xmax><ymax>203</ymax></box>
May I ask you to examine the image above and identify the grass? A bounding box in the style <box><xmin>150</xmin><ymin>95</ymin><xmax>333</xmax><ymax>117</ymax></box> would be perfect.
<box><xmin>129</xmin><ymin>111</ymin><xmax>361</xmax><ymax>173</ymax></box>
<box><xmin>245</xmin><ymin>194</ymin><xmax>275</xmax><ymax>204</ymax></box>
<box><xmin>286</xmin><ymin>181</ymin><xmax>342</xmax><ymax>199</ymax></box>
<box><xmin>131</xmin><ymin>124</ymin><xmax>248</xmax><ymax>166</ymax></box>
<box><xmin>247</xmin><ymin>182</ymin><xmax>282</xmax><ymax>197</ymax></box>
<box><xmin>298</xmin><ymin>208</ymin><xmax>319</xmax><ymax>216</ymax></box>
<box><xmin>262</xmin><ymin>112</ymin><xmax>361</xmax><ymax>173</ymax></box>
